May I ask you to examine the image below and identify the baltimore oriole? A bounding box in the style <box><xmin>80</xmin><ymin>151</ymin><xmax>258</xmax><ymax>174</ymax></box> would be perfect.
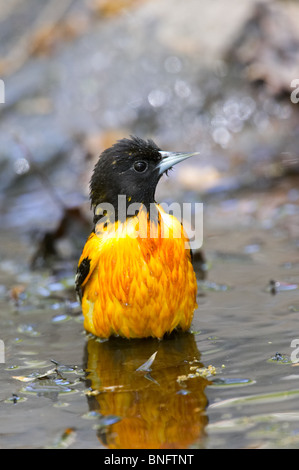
<box><xmin>76</xmin><ymin>136</ymin><xmax>198</xmax><ymax>339</ymax></box>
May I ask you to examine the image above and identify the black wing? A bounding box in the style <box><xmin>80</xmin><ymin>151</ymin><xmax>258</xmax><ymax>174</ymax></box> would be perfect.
<box><xmin>75</xmin><ymin>257</ymin><xmax>91</xmax><ymax>303</ymax></box>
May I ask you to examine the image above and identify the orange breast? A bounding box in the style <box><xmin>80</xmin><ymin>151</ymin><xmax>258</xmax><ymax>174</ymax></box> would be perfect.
<box><xmin>79</xmin><ymin>205</ymin><xmax>197</xmax><ymax>339</ymax></box>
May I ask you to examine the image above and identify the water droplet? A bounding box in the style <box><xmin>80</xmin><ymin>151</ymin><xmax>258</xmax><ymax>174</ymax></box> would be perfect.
<box><xmin>48</xmin><ymin>282</ymin><xmax>65</xmax><ymax>292</ymax></box>
<box><xmin>164</xmin><ymin>56</ymin><xmax>182</xmax><ymax>74</ymax></box>
<box><xmin>177</xmin><ymin>389</ymin><xmax>191</xmax><ymax>395</ymax></box>
<box><xmin>14</xmin><ymin>158</ymin><xmax>30</xmax><ymax>175</ymax></box>
<box><xmin>243</xmin><ymin>244</ymin><xmax>260</xmax><ymax>254</ymax></box>
<box><xmin>81</xmin><ymin>411</ymin><xmax>101</xmax><ymax>420</ymax></box>
<box><xmin>212</xmin><ymin>126</ymin><xmax>231</xmax><ymax>148</ymax></box>
<box><xmin>148</xmin><ymin>89</ymin><xmax>166</xmax><ymax>108</ymax></box>
<box><xmin>174</xmin><ymin>79</ymin><xmax>191</xmax><ymax>99</ymax></box>
<box><xmin>199</xmin><ymin>281</ymin><xmax>230</xmax><ymax>292</ymax></box>
<box><xmin>97</xmin><ymin>415</ymin><xmax>121</xmax><ymax>427</ymax></box>
<box><xmin>17</xmin><ymin>324</ymin><xmax>40</xmax><ymax>337</ymax></box>
<box><xmin>51</xmin><ymin>313</ymin><xmax>71</xmax><ymax>323</ymax></box>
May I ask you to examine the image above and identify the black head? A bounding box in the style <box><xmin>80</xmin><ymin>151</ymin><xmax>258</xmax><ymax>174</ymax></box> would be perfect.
<box><xmin>90</xmin><ymin>136</ymin><xmax>198</xmax><ymax>223</ymax></box>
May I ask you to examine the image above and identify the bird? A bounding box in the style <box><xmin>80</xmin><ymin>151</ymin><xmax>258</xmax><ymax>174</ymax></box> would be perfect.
<box><xmin>76</xmin><ymin>136</ymin><xmax>198</xmax><ymax>339</ymax></box>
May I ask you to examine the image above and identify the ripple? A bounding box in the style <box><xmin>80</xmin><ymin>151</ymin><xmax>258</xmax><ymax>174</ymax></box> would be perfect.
<box><xmin>210</xmin><ymin>377</ymin><xmax>255</xmax><ymax>388</ymax></box>
<box><xmin>209</xmin><ymin>389</ymin><xmax>299</xmax><ymax>409</ymax></box>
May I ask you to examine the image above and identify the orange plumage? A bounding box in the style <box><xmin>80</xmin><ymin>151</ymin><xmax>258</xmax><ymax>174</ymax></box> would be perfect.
<box><xmin>76</xmin><ymin>136</ymin><xmax>198</xmax><ymax>339</ymax></box>
<box><xmin>78</xmin><ymin>204</ymin><xmax>197</xmax><ymax>338</ymax></box>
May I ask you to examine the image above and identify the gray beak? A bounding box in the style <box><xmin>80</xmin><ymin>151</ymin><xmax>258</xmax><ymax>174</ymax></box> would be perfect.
<box><xmin>157</xmin><ymin>151</ymin><xmax>199</xmax><ymax>175</ymax></box>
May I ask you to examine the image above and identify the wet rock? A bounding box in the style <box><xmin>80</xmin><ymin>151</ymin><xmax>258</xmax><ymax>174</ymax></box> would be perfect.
<box><xmin>226</xmin><ymin>2</ymin><xmax>299</xmax><ymax>96</ymax></box>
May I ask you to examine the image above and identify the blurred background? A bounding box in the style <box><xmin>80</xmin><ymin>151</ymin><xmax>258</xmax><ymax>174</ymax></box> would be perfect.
<box><xmin>1</xmin><ymin>0</ymin><xmax>299</xmax><ymax>450</ymax></box>
<box><xmin>1</xmin><ymin>0</ymin><xmax>299</xmax><ymax>264</ymax></box>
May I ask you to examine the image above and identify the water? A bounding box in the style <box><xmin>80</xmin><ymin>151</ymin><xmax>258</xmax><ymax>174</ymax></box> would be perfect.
<box><xmin>1</xmin><ymin>0</ymin><xmax>299</xmax><ymax>450</ymax></box>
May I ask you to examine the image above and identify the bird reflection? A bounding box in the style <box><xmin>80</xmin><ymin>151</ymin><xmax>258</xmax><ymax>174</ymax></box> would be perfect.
<box><xmin>85</xmin><ymin>332</ymin><xmax>209</xmax><ymax>449</ymax></box>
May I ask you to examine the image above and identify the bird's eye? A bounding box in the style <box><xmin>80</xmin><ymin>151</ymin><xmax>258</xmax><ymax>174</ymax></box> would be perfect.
<box><xmin>133</xmin><ymin>161</ymin><xmax>148</xmax><ymax>173</ymax></box>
